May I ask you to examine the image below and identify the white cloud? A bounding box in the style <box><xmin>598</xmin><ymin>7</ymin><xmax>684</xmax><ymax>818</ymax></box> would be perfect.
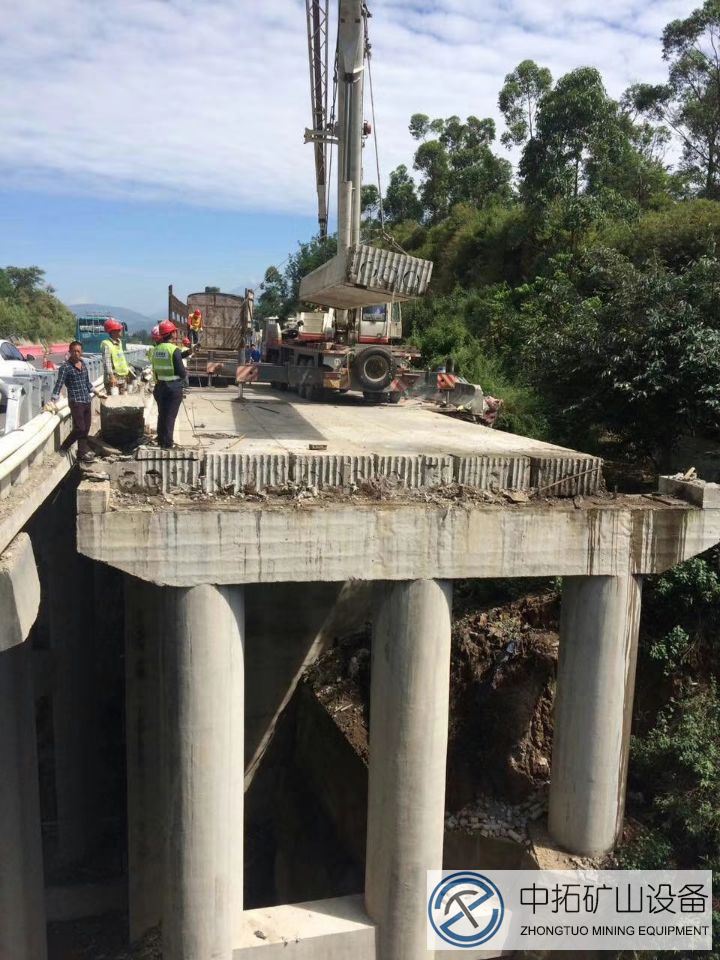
<box><xmin>0</xmin><ymin>0</ymin><xmax>693</xmax><ymax>217</ymax></box>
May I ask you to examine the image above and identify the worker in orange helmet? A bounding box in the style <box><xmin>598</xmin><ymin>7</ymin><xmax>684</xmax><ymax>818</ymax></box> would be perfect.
<box><xmin>151</xmin><ymin>320</ymin><xmax>187</xmax><ymax>448</ymax></box>
<box><xmin>188</xmin><ymin>309</ymin><xmax>203</xmax><ymax>347</ymax></box>
<box><xmin>101</xmin><ymin>318</ymin><xmax>132</xmax><ymax>395</ymax></box>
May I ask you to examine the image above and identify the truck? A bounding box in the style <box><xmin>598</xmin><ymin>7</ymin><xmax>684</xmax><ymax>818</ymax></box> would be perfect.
<box><xmin>75</xmin><ymin>314</ymin><xmax>128</xmax><ymax>355</ymax></box>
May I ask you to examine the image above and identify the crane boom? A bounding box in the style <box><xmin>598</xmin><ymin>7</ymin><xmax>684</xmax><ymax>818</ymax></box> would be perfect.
<box><xmin>305</xmin><ymin>0</ymin><xmax>330</xmax><ymax>238</ymax></box>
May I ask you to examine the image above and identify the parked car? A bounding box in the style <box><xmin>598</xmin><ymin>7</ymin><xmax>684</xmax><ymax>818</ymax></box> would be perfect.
<box><xmin>0</xmin><ymin>340</ymin><xmax>38</xmax><ymax>414</ymax></box>
<box><xmin>0</xmin><ymin>339</ymin><xmax>36</xmax><ymax>377</ymax></box>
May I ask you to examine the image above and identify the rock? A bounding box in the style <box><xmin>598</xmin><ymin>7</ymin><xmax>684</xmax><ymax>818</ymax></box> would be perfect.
<box><xmin>100</xmin><ymin>396</ymin><xmax>145</xmax><ymax>448</ymax></box>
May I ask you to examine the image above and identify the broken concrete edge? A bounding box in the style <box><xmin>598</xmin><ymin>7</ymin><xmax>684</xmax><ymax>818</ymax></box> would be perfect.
<box><xmin>0</xmin><ymin>532</ymin><xmax>40</xmax><ymax>652</ymax></box>
<box><xmin>100</xmin><ymin>449</ymin><xmax>604</xmax><ymax>498</ymax></box>
<box><xmin>77</xmin><ymin>479</ymin><xmax>111</xmax><ymax>514</ymax></box>
<box><xmin>659</xmin><ymin>474</ymin><xmax>720</xmax><ymax>508</ymax></box>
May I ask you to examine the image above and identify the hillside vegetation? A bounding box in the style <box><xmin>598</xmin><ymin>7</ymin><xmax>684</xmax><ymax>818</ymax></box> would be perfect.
<box><xmin>0</xmin><ymin>266</ymin><xmax>75</xmax><ymax>343</ymax></box>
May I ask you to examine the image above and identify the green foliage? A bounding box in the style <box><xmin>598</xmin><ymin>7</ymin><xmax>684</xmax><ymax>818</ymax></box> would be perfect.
<box><xmin>628</xmin><ymin>0</ymin><xmax>720</xmax><ymax>198</ymax></box>
<box><xmin>649</xmin><ymin>626</ymin><xmax>693</xmax><ymax>676</ymax></box>
<box><xmin>0</xmin><ymin>265</ymin><xmax>75</xmax><ymax>342</ymax></box>
<box><xmin>489</xmin><ymin>248</ymin><xmax>720</xmax><ymax>457</ymax></box>
<box><xmin>255</xmin><ymin>235</ymin><xmax>335</xmax><ymax>320</ymax></box>
<box><xmin>599</xmin><ymin>198</ymin><xmax>720</xmax><ymax>268</ymax></box>
<box><xmin>498</xmin><ymin>59</ymin><xmax>552</xmax><ymax>147</ymax></box>
<box><xmin>632</xmin><ymin>684</ymin><xmax>720</xmax><ymax>852</ymax></box>
<box><xmin>407</xmin><ymin>114</ymin><xmax>513</xmax><ymax>223</ymax></box>
<box><xmin>404</xmin><ymin>290</ymin><xmax>549</xmax><ymax>438</ymax></box>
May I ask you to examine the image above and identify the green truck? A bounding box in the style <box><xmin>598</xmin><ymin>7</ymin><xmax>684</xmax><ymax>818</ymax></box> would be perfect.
<box><xmin>75</xmin><ymin>315</ymin><xmax>128</xmax><ymax>355</ymax></box>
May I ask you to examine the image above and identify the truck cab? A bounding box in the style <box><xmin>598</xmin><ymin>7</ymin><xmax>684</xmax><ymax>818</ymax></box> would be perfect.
<box><xmin>75</xmin><ymin>315</ymin><xmax>127</xmax><ymax>354</ymax></box>
<box><xmin>358</xmin><ymin>303</ymin><xmax>402</xmax><ymax>344</ymax></box>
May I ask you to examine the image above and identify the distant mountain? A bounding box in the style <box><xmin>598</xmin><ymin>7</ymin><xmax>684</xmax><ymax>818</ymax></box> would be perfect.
<box><xmin>68</xmin><ymin>304</ymin><xmax>155</xmax><ymax>333</ymax></box>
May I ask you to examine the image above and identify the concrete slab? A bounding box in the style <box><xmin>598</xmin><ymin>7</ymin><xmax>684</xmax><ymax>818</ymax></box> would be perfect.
<box><xmin>659</xmin><ymin>474</ymin><xmax>720</xmax><ymax>508</ymax></box>
<box><xmin>234</xmin><ymin>894</ymin><xmax>376</xmax><ymax>959</ymax></box>
<box><xmin>138</xmin><ymin>386</ymin><xmax>602</xmax><ymax>496</ymax></box>
<box><xmin>76</xmin><ymin>496</ymin><xmax>720</xmax><ymax>586</ymax></box>
<box><xmin>0</xmin><ymin>533</ymin><xmax>40</xmax><ymax>651</ymax></box>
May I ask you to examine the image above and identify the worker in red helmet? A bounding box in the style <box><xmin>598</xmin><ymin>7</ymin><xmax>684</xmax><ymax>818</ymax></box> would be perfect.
<box><xmin>188</xmin><ymin>308</ymin><xmax>203</xmax><ymax>347</ymax></box>
<box><xmin>101</xmin><ymin>318</ymin><xmax>131</xmax><ymax>394</ymax></box>
<box><xmin>151</xmin><ymin>320</ymin><xmax>186</xmax><ymax>448</ymax></box>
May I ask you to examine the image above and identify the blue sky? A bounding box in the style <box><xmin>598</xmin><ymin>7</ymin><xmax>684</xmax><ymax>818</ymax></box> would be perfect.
<box><xmin>0</xmin><ymin>0</ymin><xmax>692</xmax><ymax>315</ymax></box>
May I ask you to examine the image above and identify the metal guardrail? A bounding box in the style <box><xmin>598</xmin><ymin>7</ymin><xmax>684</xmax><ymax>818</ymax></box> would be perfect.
<box><xmin>0</xmin><ymin>350</ymin><xmax>148</xmax><ymax>436</ymax></box>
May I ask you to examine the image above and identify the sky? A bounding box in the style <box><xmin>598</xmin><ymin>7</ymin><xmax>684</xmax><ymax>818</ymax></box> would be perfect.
<box><xmin>0</xmin><ymin>0</ymin><xmax>693</xmax><ymax>315</ymax></box>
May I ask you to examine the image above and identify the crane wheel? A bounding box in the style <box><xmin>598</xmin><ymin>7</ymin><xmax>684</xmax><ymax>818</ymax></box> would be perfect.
<box><xmin>354</xmin><ymin>347</ymin><xmax>396</xmax><ymax>392</ymax></box>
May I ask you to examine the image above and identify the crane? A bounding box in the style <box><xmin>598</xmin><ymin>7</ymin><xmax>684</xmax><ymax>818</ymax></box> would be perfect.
<box><xmin>304</xmin><ymin>0</ymin><xmax>330</xmax><ymax>239</ymax></box>
<box><xmin>299</xmin><ymin>2</ymin><xmax>433</xmax><ymax>316</ymax></box>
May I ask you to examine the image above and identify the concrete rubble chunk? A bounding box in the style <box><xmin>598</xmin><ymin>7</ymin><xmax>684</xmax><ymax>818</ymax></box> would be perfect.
<box><xmin>659</xmin><ymin>474</ymin><xmax>720</xmax><ymax>508</ymax></box>
<box><xmin>100</xmin><ymin>395</ymin><xmax>146</xmax><ymax>448</ymax></box>
<box><xmin>77</xmin><ymin>479</ymin><xmax>111</xmax><ymax>515</ymax></box>
<box><xmin>0</xmin><ymin>532</ymin><xmax>40</xmax><ymax>652</ymax></box>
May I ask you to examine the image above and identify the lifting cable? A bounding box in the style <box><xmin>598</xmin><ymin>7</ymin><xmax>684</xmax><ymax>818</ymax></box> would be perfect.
<box><xmin>363</xmin><ymin>6</ymin><xmax>409</xmax><ymax>257</ymax></box>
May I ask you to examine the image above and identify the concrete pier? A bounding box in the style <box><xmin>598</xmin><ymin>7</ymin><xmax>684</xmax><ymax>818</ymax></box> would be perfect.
<box><xmin>0</xmin><ymin>534</ymin><xmax>45</xmax><ymax>960</ymax></box>
<box><xmin>549</xmin><ymin>575</ymin><xmax>643</xmax><ymax>856</ymax></box>
<box><xmin>125</xmin><ymin>576</ymin><xmax>164</xmax><ymax>941</ymax></box>
<box><xmin>365</xmin><ymin>579</ymin><xmax>453</xmax><ymax>960</ymax></box>
<box><xmin>162</xmin><ymin>584</ymin><xmax>245</xmax><ymax>960</ymax></box>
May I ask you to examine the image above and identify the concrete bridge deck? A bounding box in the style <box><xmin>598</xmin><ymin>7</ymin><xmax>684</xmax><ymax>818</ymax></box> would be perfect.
<box><xmin>114</xmin><ymin>385</ymin><xmax>603</xmax><ymax>497</ymax></box>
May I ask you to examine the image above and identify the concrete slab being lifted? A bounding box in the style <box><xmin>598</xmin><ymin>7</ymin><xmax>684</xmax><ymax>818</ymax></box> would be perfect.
<box><xmin>131</xmin><ymin>386</ymin><xmax>602</xmax><ymax>497</ymax></box>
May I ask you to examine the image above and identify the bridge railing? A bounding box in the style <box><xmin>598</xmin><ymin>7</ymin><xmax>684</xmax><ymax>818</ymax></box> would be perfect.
<box><xmin>0</xmin><ymin>349</ymin><xmax>148</xmax><ymax>436</ymax></box>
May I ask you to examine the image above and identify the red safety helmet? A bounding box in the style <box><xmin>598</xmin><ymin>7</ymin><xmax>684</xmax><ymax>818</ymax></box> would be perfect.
<box><xmin>182</xmin><ymin>337</ymin><xmax>191</xmax><ymax>347</ymax></box>
<box><xmin>191</xmin><ymin>309</ymin><xmax>202</xmax><ymax>320</ymax></box>
<box><xmin>150</xmin><ymin>325</ymin><xmax>161</xmax><ymax>343</ymax></box>
<box><xmin>158</xmin><ymin>319</ymin><xmax>177</xmax><ymax>338</ymax></box>
<box><xmin>104</xmin><ymin>318</ymin><xmax>123</xmax><ymax>333</ymax></box>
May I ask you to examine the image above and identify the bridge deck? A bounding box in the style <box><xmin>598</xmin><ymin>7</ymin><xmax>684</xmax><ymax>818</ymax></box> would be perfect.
<box><xmin>138</xmin><ymin>386</ymin><xmax>602</xmax><ymax>496</ymax></box>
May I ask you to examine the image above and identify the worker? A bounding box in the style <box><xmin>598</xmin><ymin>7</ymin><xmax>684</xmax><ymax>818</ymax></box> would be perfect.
<box><xmin>47</xmin><ymin>340</ymin><xmax>96</xmax><ymax>462</ymax></box>
<box><xmin>151</xmin><ymin>319</ymin><xmax>186</xmax><ymax>449</ymax></box>
<box><xmin>147</xmin><ymin>324</ymin><xmax>161</xmax><ymax>365</ymax></box>
<box><xmin>188</xmin><ymin>309</ymin><xmax>203</xmax><ymax>346</ymax></box>
<box><xmin>101</xmin><ymin>318</ymin><xmax>132</xmax><ymax>394</ymax></box>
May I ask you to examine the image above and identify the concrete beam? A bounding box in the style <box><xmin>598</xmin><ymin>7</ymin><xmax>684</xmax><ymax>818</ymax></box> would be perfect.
<box><xmin>366</xmin><ymin>580</ymin><xmax>452</xmax><ymax>960</ymax></box>
<box><xmin>77</xmin><ymin>499</ymin><xmax>720</xmax><ymax>586</ymax></box>
<box><xmin>0</xmin><ymin>533</ymin><xmax>40</xmax><ymax>652</ymax></box>
<box><xmin>163</xmin><ymin>584</ymin><xmax>245</xmax><ymax>960</ymax></box>
<box><xmin>549</xmin><ymin>575</ymin><xmax>642</xmax><ymax>856</ymax></box>
<box><xmin>234</xmin><ymin>895</ymin><xmax>376</xmax><ymax>959</ymax></box>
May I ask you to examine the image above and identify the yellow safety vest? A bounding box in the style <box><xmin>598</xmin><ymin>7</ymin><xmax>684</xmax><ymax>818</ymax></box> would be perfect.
<box><xmin>102</xmin><ymin>339</ymin><xmax>129</xmax><ymax>377</ymax></box>
<box><xmin>152</xmin><ymin>342</ymin><xmax>180</xmax><ymax>381</ymax></box>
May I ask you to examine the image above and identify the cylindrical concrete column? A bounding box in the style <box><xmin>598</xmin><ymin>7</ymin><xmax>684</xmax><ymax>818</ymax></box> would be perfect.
<box><xmin>0</xmin><ymin>643</ymin><xmax>47</xmax><ymax>960</ymax></box>
<box><xmin>365</xmin><ymin>579</ymin><xmax>453</xmax><ymax>960</ymax></box>
<box><xmin>549</xmin><ymin>575</ymin><xmax>642</xmax><ymax>856</ymax></box>
<box><xmin>162</xmin><ymin>584</ymin><xmax>245</xmax><ymax>960</ymax></box>
<box><xmin>125</xmin><ymin>576</ymin><xmax>164</xmax><ymax>942</ymax></box>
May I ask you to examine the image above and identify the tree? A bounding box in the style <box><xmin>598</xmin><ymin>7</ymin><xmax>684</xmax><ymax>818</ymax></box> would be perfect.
<box><xmin>361</xmin><ymin>184</ymin><xmax>380</xmax><ymax>219</ymax></box>
<box><xmin>411</xmin><ymin>115</ymin><xmax>513</xmax><ymax>222</ymax></box>
<box><xmin>0</xmin><ymin>265</ymin><xmax>75</xmax><ymax>341</ymax></box>
<box><xmin>498</xmin><ymin>60</ymin><xmax>552</xmax><ymax>147</ymax></box>
<box><xmin>384</xmin><ymin>164</ymin><xmax>423</xmax><ymax>223</ymax></box>
<box><xmin>627</xmin><ymin>0</ymin><xmax>720</xmax><ymax>198</ymax></box>
<box><xmin>4</xmin><ymin>265</ymin><xmax>46</xmax><ymax>297</ymax></box>
<box><xmin>255</xmin><ymin>266</ymin><xmax>288</xmax><ymax>320</ymax></box>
